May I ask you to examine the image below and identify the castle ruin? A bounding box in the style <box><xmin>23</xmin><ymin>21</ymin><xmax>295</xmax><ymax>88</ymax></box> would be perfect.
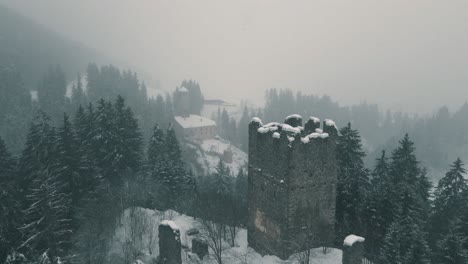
<box><xmin>247</xmin><ymin>114</ymin><xmax>338</xmax><ymax>259</ymax></box>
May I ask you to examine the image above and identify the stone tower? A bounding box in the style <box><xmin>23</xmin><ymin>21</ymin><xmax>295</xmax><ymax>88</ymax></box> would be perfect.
<box><xmin>247</xmin><ymin>114</ymin><xmax>338</xmax><ymax>259</ymax></box>
<box><xmin>174</xmin><ymin>86</ymin><xmax>190</xmax><ymax>117</ymax></box>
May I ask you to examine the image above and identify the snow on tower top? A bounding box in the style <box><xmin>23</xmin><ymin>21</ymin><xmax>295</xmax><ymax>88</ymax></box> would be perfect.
<box><xmin>178</xmin><ymin>86</ymin><xmax>189</xmax><ymax>92</ymax></box>
<box><xmin>325</xmin><ymin>119</ymin><xmax>338</xmax><ymax>129</ymax></box>
<box><xmin>285</xmin><ymin>114</ymin><xmax>302</xmax><ymax>120</ymax></box>
<box><xmin>161</xmin><ymin>220</ymin><xmax>180</xmax><ymax>231</ymax></box>
<box><xmin>310</xmin><ymin>116</ymin><xmax>320</xmax><ymax>123</ymax></box>
<box><xmin>252</xmin><ymin>115</ymin><xmax>337</xmax><ymax>144</ymax></box>
<box><xmin>343</xmin><ymin>234</ymin><xmax>365</xmax><ymax>246</ymax></box>
<box><xmin>251</xmin><ymin>117</ymin><xmax>263</xmax><ymax>125</ymax></box>
<box><xmin>284</xmin><ymin>114</ymin><xmax>303</xmax><ymax>127</ymax></box>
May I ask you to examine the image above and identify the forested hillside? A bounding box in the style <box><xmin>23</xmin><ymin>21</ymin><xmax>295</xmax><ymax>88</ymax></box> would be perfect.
<box><xmin>0</xmin><ymin>4</ymin><xmax>97</xmax><ymax>89</ymax></box>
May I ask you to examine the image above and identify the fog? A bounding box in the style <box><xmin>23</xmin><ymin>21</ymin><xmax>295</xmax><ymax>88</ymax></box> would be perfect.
<box><xmin>3</xmin><ymin>0</ymin><xmax>468</xmax><ymax>113</ymax></box>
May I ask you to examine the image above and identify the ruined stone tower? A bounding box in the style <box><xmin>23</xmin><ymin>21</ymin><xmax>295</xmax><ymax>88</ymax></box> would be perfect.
<box><xmin>247</xmin><ymin>115</ymin><xmax>338</xmax><ymax>259</ymax></box>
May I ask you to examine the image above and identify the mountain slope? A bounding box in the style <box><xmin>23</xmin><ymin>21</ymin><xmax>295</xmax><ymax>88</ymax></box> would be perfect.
<box><xmin>0</xmin><ymin>4</ymin><xmax>99</xmax><ymax>88</ymax></box>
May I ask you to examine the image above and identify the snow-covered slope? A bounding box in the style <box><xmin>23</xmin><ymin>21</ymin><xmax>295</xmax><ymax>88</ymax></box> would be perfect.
<box><xmin>109</xmin><ymin>208</ymin><xmax>343</xmax><ymax>264</ymax></box>
<box><xmin>188</xmin><ymin>137</ymin><xmax>247</xmax><ymax>176</ymax></box>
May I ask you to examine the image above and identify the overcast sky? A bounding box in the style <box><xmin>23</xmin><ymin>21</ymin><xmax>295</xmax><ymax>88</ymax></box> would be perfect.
<box><xmin>2</xmin><ymin>0</ymin><xmax>468</xmax><ymax>113</ymax></box>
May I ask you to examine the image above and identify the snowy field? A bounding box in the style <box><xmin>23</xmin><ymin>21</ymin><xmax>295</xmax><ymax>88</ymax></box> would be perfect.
<box><xmin>109</xmin><ymin>208</ymin><xmax>343</xmax><ymax>264</ymax></box>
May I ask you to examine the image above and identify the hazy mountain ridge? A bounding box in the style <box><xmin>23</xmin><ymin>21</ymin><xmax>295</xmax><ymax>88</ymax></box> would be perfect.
<box><xmin>0</xmin><ymin>4</ymin><xmax>99</xmax><ymax>89</ymax></box>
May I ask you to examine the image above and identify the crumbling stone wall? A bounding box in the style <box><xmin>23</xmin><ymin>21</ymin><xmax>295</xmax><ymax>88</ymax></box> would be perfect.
<box><xmin>342</xmin><ymin>235</ymin><xmax>365</xmax><ymax>264</ymax></box>
<box><xmin>158</xmin><ymin>221</ymin><xmax>181</xmax><ymax>264</ymax></box>
<box><xmin>247</xmin><ymin>115</ymin><xmax>338</xmax><ymax>259</ymax></box>
<box><xmin>191</xmin><ymin>237</ymin><xmax>208</xmax><ymax>260</ymax></box>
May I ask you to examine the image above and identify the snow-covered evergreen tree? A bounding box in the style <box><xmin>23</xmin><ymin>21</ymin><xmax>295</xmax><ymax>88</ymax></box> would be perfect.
<box><xmin>430</xmin><ymin>158</ymin><xmax>468</xmax><ymax>253</ymax></box>
<box><xmin>434</xmin><ymin>218</ymin><xmax>468</xmax><ymax>264</ymax></box>
<box><xmin>162</xmin><ymin>127</ymin><xmax>193</xmax><ymax>206</ymax></box>
<box><xmin>363</xmin><ymin>150</ymin><xmax>392</xmax><ymax>257</ymax></box>
<box><xmin>335</xmin><ymin>123</ymin><xmax>370</xmax><ymax>240</ymax></box>
<box><xmin>0</xmin><ymin>137</ymin><xmax>22</xmax><ymax>262</ymax></box>
<box><xmin>212</xmin><ymin>159</ymin><xmax>232</xmax><ymax>196</ymax></box>
<box><xmin>18</xmin><ymin>112</ymin><xmax>56</xmax><ymax>196</ymax></box>
<box><xmin>114</xmin><ymin>95</ymin><xmax>142</xmax><ymax>176</ymax></box>
<box><xmin>380</xmin><ymin>195</ymin><xmax>432</xmax><ymax>264</ymax></box>
<box><xmin>388</xmin><ymin>134</ymin><xmax>431</xmax><ymax>225</ymax></box>
<box><xmin>55</xmin><ymin>114</ymin><xmax>80</xmax><ymax>208</ymax></box>
<box><xmin>21</xmin><ymin>167</ymin><xmax>72</xmax><ymax>261</ymax></box>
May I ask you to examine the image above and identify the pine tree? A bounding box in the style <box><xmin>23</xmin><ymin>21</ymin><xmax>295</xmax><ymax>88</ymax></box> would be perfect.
<box><xmin>146</xmin><ymin>124</ymin><xmax>166</xmax><ymax>169</ymax></box>
<box><xmin>164</xmin><ymin>127</ymin><xmax>191</xmax><ymax>200</ymax></box>
<box><xmin>363</xmin><ymin>150</ymin><xmax>392</xmax><ymax>257</ymax></box>
<box><xmin>388</xmin><ymin>134</ymin><xmax>430</xmax><ymax>225</ymax></box>
<box><xmin>92</xmin><ymin>99</ymin><xmax>117</xmax><ymax>183</ymax></box>
<box><xmin>18</xmin><ymin>112</ymin><xmax>56</xmax><ymax>197</ymax></box>
<box><xmin>434</xmin><ymin>218</ymin><xmax>468</xmax><ymax>264</ymax></box>
<box><xmin>114</xmin><ymin>96</ymin><xmax>142</xmax><ymax>175</ymax></box>
<box><xmin>212</xmin><ymin>159</ymin><xmax>232</xmax><ymax>196</ymax></box>
<box><xmin>0</xmin><ymin>137</ymin><xmax>22</xmax><ymax>262</ymax></box>
<box><xmin>55</xmin><ymin>114</ymin><xmax>80</xmax><ymax>204</ymax></box>
<box><xmin>20</xmin><ymin>137</ymin><xmax>72</xmax><ymax>260</ymax></box>
<box><xmin>145</xmin><ymin>124</ymin><xmax>166</xmax><ymax>207</ymax></box>
<box><xmin>380</xmin><ymin>197</ymin><xmax>432</xmax><ymax>264</ymax></box>
<box><xmin>430</xmin><ymin>158</ymin><xmax>468</xmax><ymax>251</ymax></box>
<box><xmin>335</xmin><ymin>123</ymin><xmax>370</xmax><ymax>240</ymax></box>
<box><xmin>434</xmin><ymin>158</ymin><xmax>467</xmax><ymax>213</ymax></box>
<box><xmin>71</xmin><ymin>73</ymin><xmax>86</xmax><ymax>110</ymax></box>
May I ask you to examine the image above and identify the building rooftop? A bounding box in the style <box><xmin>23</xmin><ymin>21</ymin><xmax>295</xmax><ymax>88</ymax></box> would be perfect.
<box><xmin>174</xmin><ymin>114</ymin><xmax>216</xmax><ymax>129</ymax></box>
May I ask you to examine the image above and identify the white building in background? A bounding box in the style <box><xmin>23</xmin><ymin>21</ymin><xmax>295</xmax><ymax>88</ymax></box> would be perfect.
<box><xmin>174</xmin><ymin>114</ymin><xmax>217</xmax><ymax>140</ymax></box>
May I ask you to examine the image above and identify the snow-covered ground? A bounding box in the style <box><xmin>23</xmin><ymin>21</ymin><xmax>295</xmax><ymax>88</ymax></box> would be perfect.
<box><xmin>109</xmin><ymin>208</ymin><xmax>343</xmax><ymax>264</ymax></box>
<box><xmin>190</xmin><ymin>137</ymin><xmax>247</xmax><ymax>176</ymax></box>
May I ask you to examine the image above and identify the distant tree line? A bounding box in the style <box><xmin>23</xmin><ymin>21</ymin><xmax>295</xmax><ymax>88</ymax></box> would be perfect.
<box><xmin>0</xmin><ymin>64</ymin><xmax>174</xmax><ymax>155</ymax></box>
<box><xmin>230</xmin><ymin>88</ymin><xmax>468</xmax><ymax>177</ymax></box>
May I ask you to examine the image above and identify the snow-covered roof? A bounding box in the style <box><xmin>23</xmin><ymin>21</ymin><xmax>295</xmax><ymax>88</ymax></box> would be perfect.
<box><xmin>174</xmin><ymin>115</ymin><xmax>216</xmax><ymax>129</ymax></box>
<box><xmin>160</xmin><ymin>220</ymin><xmax>180</xmax><ymax>231</ymax></box>
<box><xmin>343</xmin><ymin>234</ymin><xmax>365</xmax><ymax>246</ymax></box>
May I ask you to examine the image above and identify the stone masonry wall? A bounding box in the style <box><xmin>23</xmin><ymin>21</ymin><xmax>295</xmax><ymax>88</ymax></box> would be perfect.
<box><xmin>247</xmin><ymin>115</ymin><xmax>338</xmax><ymax>260</ymax></box>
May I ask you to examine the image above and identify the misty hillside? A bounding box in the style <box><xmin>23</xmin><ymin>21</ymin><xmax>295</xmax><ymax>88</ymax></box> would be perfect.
<box><xmin>0</xmin><ymin>4</ymin><xmax>98</xmax><ymax>89</ymax></box>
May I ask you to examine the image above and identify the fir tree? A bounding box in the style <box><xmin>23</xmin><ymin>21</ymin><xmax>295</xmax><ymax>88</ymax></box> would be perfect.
<box><xmin>434</xmin><ymin>158</ymin><xmax>467</xmax><ymax>213</ymax></box>
<box><xmin>335</xmin><ymin>123</ymin><xmax>370</xmax><ymax>240</ymax></box>
<box><xmin>0</xmin><ymin>137</ymin><xmax>22</xmax><ymax>262</ymax></box>
<box><xmin>114</xmin><ymin>96</ymin><xmax>142</xmax><ymax>175</ymax></box>
<box><xmin>18</xmin><ymin>112</ymin><xmax>56</xmax><ymax>196</ymax></box>
<box><xmin>144</xmin><ymin>124</ymin><xmax>166</xmax><ymax>207</ymax></box>
<box><xmin>430</xmin><ymin>158</ymin><xmax>468</xmax><ymax>251</ymax></box>
<box><xmin>55</xmin><ymin>114</ymin><xmax>80</xmax><ymax>204</ymax></box>
<box><xmin>380</xmin><ymin>196</ymin><xmax>432</xmax><ymax>264</ymax></box>
<box><xmin>164</xmin><ymin>127</ymin><xmax>191</xmax><ymax>200</ymax></box>
<box><xmin>21</xmin><ymin>145</ymin><xmax>72</xmax><ymax>260</ymax></box>
<box><xmin>388</xmin><ymin>134</ymin><xmax>430</xmax><ymax>225</ymax></box>
<box><xmin>212</xmin><ymin>159</ymin><xmax>232</xmax><ymax>196</ymax></box>
<box><xmin>71</xmin><ymin>73</ymin><xmax>86</xmax><ymax>110</ymax></box>
<box><xmin>146</xmin><ymin>124</ymin><xmax>166</xmax><ymax>170</ymax></box>
<box><xmin>434</xmin><ymin>218</ymin><xmax>468</xmax><ymax>264</ymax></box>
<box><xmin>363</xmin><ymin>150</ymin><xmax>392</xmax><ymax>257</ymax></box>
